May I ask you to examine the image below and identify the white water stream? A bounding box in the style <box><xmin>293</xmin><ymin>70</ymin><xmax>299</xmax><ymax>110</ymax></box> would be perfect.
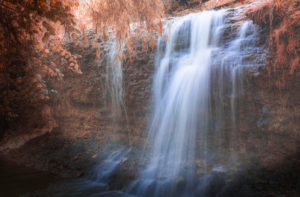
<box><xmin>105</xmin><ymin>42</ymin><xmax>125</xmax><ymax>119</ymax></box>
<box><xmin>129</xmin><ymin>7</ymin><xmax>264</xmax><ymax>197</ymax></box>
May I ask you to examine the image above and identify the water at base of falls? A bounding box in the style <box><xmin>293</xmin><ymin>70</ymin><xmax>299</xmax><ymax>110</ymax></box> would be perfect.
<box><xmin>128</xmin><ymin>7</ymin><xmax>265</xmax><ymax>197</ymax></box>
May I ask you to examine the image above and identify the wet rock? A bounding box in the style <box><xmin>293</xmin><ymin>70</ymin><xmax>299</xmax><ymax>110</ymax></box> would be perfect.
<box><xmin>219</xmin><ymin>181</ymin><xmax>254</xmax><ymax>197</ymax></box>
<box><xmin>195</xmin><ymin>159</ymin><xmax>207</xmax><ymax>167</ymax></box>
<box><xmin>97</xmin><ymin>191</ymin><xmax>129</xmax><ymax>197</ymax></box>
<box><xmin>175</xmin><ymin>176</ymin><xmax>185</xmax><ymax>184</ymax></box>
<box><xmin>77</xmin><ymin>170</ymin><xmax>84</xmax><ymax>177</ymax></box>
<box><xmin>173</xmin><ymin>20</ymin><xmax>191</xmax><ymax>52</ymax></box>
<box><xmin>196</xmin><ymin>171</ymin><xmax>227</xmax><ymax>197</ymax></box>
<box><xmin>197</xmin><ymin>168</ymin><xmax>207</xmax><ymax>177</ymax></box>
<box><xmin>256</xmin><ymin>107</ymin><xmax>272</xmax><ymax>129</ymax></box>
<box><xmin>92</xmin><ymin>154</ymin><xmax>97</xmax><ymax>159</ymax></box>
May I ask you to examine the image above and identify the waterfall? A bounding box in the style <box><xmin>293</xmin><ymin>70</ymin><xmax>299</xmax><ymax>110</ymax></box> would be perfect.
<box><xmin>129</xmin><ymin>7</ymin><xmax>265</xmax><ymax>197</ymax></box>
<box><xmin>103</xmin><ymin>41</ymin><xmax>129</xmax><ymax>144</ymax></box>
<box><xmin>105</xmin><ymin>42</ymin><xmax>125</xmax><ymax>119</ymax></box>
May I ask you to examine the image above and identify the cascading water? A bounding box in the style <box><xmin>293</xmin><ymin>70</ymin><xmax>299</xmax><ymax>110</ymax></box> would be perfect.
<box><xmin>105</xmin><ymin>42</ymin><xmax>125</xmax><ymax>119</ymax></box>
<box><xmin>129</xmin><ymin>7</ymin><xmax>265</xmax><ymax>197</ymax></box>
<box><xmin>103</xmin><ymin>41</ymin><xmax>130</xmax><ymax>144</ymax></box>
<box><xmin>92</xmin><ymin>148</ymin><xmax>131</xmax><ymax>184</ymax></box>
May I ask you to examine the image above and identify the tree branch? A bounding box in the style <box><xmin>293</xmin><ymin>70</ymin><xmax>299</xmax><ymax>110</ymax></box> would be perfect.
<box><xmin>0</xmin><ymin>2</ymin><xmax>16</xmax><ymax>12</ymax></box>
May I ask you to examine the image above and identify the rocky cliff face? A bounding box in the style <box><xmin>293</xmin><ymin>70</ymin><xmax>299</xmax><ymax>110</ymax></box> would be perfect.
<box><xmin>242</xmin><ymin>0</ymin><xmax>300</xmax><ymax>167</ymax></box>
<box><xmin>0</xmin><ymin>39</ymin><xmax>156</xmax><ymax>177</ymax></box>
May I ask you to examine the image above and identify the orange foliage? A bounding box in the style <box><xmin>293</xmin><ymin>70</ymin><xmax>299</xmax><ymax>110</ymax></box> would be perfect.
<box><xmin>0</xmin><ymin>0</ymin><xmax>82</xmax><ymax>129</ymax></box>
<box><xmin>88</xmin><ymin>0</ymin><xmax>165</xmax><ymax>56</ymax></box>
<box><xmin>245</xmin><ymin>0</ymin><xmax>299</xmax><ymax>87</ymax></box>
